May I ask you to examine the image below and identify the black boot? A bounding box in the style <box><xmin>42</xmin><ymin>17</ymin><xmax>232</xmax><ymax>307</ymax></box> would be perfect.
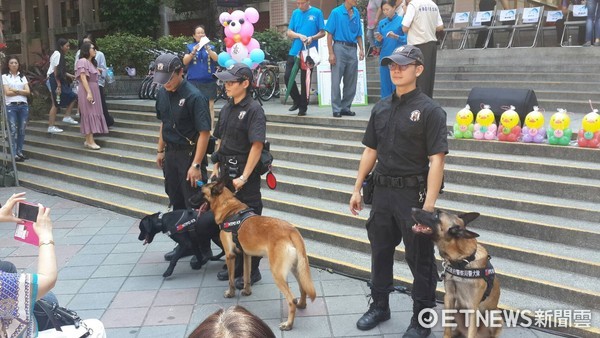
<box><xmin>356</xmin><ymin>292</ymin><xmax>391</xmax><ymax>330</ymax></box>
<box><xmin>403</xmin><ymin>312</ymin><xmax>432</xmax><ymax>338</ymax></box>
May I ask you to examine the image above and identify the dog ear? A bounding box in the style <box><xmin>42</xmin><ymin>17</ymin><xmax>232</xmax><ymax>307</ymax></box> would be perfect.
<box><xmin>212</xmin><ymin>179</ymin><xmax>225</xmax><ymax>196</ymax></box>
<box><xmin>458</xmin><ymin>212</ymin><xmax>480</xmax><ymax>226</ymax></box>
<box><xmin>448</xmin><ymin>225</ymin><xmax>480</xmax><ymax>239</ymax></box>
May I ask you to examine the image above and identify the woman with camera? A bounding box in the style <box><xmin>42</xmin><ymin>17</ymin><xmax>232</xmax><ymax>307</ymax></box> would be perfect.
<box><xmin>0</xmin><ymin>192</ymin><xmax>106</xmax><ymax>337</ymax></box>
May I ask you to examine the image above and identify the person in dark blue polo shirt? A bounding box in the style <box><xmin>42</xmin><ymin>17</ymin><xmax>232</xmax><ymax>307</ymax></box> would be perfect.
<box><xmin>326</xmin><ymin>0</ymin><xmax>365</xmax><ymax>118</ymax></box>
<box><xmin>285</xmin><ymin>0</ymin><xmax>325</xmax><ymax>116</ymax></box>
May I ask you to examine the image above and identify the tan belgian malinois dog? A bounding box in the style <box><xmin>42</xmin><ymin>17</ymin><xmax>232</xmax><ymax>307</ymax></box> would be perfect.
<box><xmin>195</xmin><ymin>179</ymin><xmax>316</xmax><ymax>330</ymax></box>
<box><xmin>411</xmin><ymin>208</ymin><xmax>502</xmax><ymax>338</ymax></box>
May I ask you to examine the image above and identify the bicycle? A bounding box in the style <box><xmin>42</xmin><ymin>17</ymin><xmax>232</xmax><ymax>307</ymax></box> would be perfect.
<box><xmin>252</xmin><ymin>62</ymin><xmax>279</xmax><ymax>102</ymax></box>
<box><xmin>138</xmin><ymin>48</ymin><xmax>184</xmax><ymax>100</ymax></box>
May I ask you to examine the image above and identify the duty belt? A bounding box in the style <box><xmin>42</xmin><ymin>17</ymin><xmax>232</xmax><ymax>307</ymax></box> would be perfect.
<box><xmin>373</xmin><ymin>172</ymin><xmax>422</xmax><ymax>189</ymax></box>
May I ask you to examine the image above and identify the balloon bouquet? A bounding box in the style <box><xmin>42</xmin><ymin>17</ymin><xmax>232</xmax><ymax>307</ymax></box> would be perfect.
<box><xmin>217</xmin><ymin>7</ymin><xmax>266</xmax><ymax>70</ymax></box>
<box><xmin>577</xmin><ymin>109</ymin><xmax>600</xmax><ymax>148</ymax></box>
<box><xmin>521</xmin><ymin>106</ymin><xmax>546</xmax><ymax>143</ymax></box>
<box><xmin>497</xmin><ymin>106</ymin><xmax>521</xmax><ymax>142</ymax></box>
<box><xmin>473</xmin><ymin>105</ymin><xmax>497</xmax><ymax>140</ymax></box>
<box><xmin>453</xmin><ymin>105</ymin><xmax>475</xmax><ymax>139</ymax></box>
<box><xmin>547</xmin><ymin>109</ymin><xmax>572</xmax><ymax>146</ymax></box>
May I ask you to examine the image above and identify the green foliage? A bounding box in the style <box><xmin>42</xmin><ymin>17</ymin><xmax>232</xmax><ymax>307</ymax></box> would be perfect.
<box><xmin>156</xmin><ymin>35</ymin><xmax>189</xmax><ymax>54</ymax></box>
<box><xmin>253</xmin><ymin>29</ymin><xmax>291</xmax><ymax>62</ymax></box>
<box><xmin>97</xmin><ymin>33</ymin><xmax>155</xmax><ymax>75</ymax></box>
<box><xmin>100</xmin><ymin>0</ymin><xmax>160</xmax><ymax>37</ymax></box>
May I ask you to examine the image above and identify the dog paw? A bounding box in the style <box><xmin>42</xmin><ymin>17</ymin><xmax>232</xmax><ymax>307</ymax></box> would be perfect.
<box><xmin>241</xmin><ymin>289</ymin><xmax>252</xmax><ymax>296</ymax></box>
<box><xmin>163</xmin><ymin>270</ymin><xmax>173</xmax><ymax>278</ymax></box>
<box><xmin>294</xmin><ymin>298</ymin><xmax>307</xmax><ymax>309</ymax></box>
<box><xmin>224</xmin><ymin>290</ymin><xmax>235</xmax><ymax>298</ymax></box>
<box><xmin>190</xmin><ymin>261</ymin><xmax>203</xmax><ymax>270</ymax></box>
<box><xmin>279</xmin><ymin>322</ymin><xmax>293</xmax><ymax>331</ymax></box>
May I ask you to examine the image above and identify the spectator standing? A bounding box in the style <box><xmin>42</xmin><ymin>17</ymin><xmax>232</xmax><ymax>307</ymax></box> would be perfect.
<box><xmin>2</xmin><ymin>56</ymin><xmax>30</xmax><ymax>162</ymax></box>
<box><xmin>583</xmin><ymin>0</ymin><xmax>600</xmax><ymax>46</ymax></box>
<box><xmin>349</xmin><ymin>46</ymin><xmax>447</xmax><ymax>337</ymax></box>
<box><xmin>75</xmin><ymin>42</ymin><xmax>108</xmax><ymax>150</ymax></box>
<box><xmin>374</xmin><ymin>0</ymin><xmax>407</xmax><ymax>98</ymax></box>
<box><xmin>0</xmin><ymin>192</ymin><xmax>106</xmax><ymax>337</ymax></box>
<box><xmin>46</xmin><ymin>38</ymin><xmax>78</xmax><ymax>133</ymax></box>
<box><xmin>212</xmin><ymin>64</ymin><xmax>266</xmax><ymax>289</ymax></box>
<box><xmin>183</xmin><ymin>25</ymin><xmax>219</xmax><ymax>128</ymax></box>
<box><xmin>401</xmin><ymin>0</ymin><xmax>444</xmax><ymax>98</ymax></box>
<box><xmin>154</xmin><ymin>54</ymin><xmax>213</xmax><ymax>266</ymax></box>
<box><xmin>367</xmin><ymin>0</ymin><xmax>383</xmax><ymax>57</ymax></box>
<box><xmin>326</xmin><ymin>0</ymin><xmax>365</xmax><ymax>118</ymax></box>
<box><xmin>285</xmin><ymin>0</ymin><xmax>326</xmax><ymax>116</ymax></box>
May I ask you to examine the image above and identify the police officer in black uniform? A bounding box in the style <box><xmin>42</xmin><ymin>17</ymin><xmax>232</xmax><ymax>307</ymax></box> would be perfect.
<box><xmin>349</xmin><ymin>45</ymin><xmax>448</xmax><ymax>338</ymax></box>
<box><xmin>211</xmin><ymin>63</ymin><xmax>267</xmax><ymax>289</ymax></box>
<box><xmin>154</xmin><ymin>54</ymin><xmax>214</xmax><ymax>267</ymax></box>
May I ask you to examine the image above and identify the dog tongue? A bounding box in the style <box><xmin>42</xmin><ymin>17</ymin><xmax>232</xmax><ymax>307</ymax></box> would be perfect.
<box><xmin>198</xmin><ymin>202</ymin><xmax>208</xmax><ymax>213</ymax></box>
<box><xmin>412</xmin><ymin>224</ymin><xmax>431</xmax><ymax>234</ymax></box>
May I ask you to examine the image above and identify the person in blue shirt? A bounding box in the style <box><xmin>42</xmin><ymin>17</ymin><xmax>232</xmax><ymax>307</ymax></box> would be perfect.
<box><xmin>326</xmin><ymin>0</ymin><xmax>365</xmax><ymax>118</ymax></box>
<box><xmin>183</xmin><ymin>25</ymin><xmax>219</xmax><ymax>129</ymax></box>
<box><xmin>374</xmin><ymin>0</ymin><xmax>406</xmax><ymax>98</ymax></box>
<box><xmin>285</xmin><ymin>1</ymin><xmax>325</xmax><ymax>116</ymax></box>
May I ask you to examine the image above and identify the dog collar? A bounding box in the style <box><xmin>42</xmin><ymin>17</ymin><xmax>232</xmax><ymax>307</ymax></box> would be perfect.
<box><xmin>446</xmin><ymin>250</ymin><xmax>478</xmax><ymax>270</ymax></box>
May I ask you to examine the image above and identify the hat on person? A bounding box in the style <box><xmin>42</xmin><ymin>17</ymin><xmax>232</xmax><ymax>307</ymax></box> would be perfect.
<box><xmin>213</xmin><ymin>63</ymin><xmax>253</xmax><ymax>83</ymax></box>
<box><xmin>380</xmin><ymin>45</ymin><xmax>424</xmax><ymax>67</ymax></box>
<box><xmin>153</xmin><ymin>54</ymin><xmax>184</xmax><ymax>84</ymax></box>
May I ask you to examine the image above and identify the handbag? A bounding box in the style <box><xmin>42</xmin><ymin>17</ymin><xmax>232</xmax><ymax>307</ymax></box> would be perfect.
<box><xmin>34</xmin><ymin>299</ymin><xmax>84</xmax><ymax>332</ymax></box>
<box><xmin>300</xmin><ymin>46</ymin><xmax>320</xmax><ymax>70</ymax></box>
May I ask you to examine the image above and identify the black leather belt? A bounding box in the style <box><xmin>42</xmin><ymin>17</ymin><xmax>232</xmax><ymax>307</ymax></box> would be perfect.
<box><xmin>166</xmin><ymin>143</ymin><xmax>195</xmax><ymax>151</ymax></box>
<box><xmin>334</xmin><ymin>40</ymin><xmax>357</xmax><ymax>47</ymax></box>
<box><xmin>373</xmin><ymin>172</ymin><xmax>421</xmax><ymax>188</ymax></box>
<box><xmin>8</xmin><ymin>102</ymin><xmax>27</xmax><ymax>106</ymax></box>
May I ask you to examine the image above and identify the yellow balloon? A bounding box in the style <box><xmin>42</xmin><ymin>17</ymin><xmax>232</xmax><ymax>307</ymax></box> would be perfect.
<box><xmin>476</xmin><ymin>108</ymin><xmax>495</xmax><ymax>127</ymax></box>
<box><xmin>500</xmin><ymin>109</ymin><xmax>520</xmax><ymax>129</ymax></box>
<box><xmin>582</xmin><ymin>111</ymin><xmax>600</xmax><ymax>133</ymax></box>
<box><xmin>550</xmin><ymin>111</ymin><xmax>570</xmax><ymax>130</ymax></box>
<box><xmin>456</xmin><ymin>107</ymin><xmax>474</xmax><ymax>126</ymax></box>
<box><xmin>524</xmin><ymin>110</ymin><xmax>545</xmax><ymax>130</ymax></box>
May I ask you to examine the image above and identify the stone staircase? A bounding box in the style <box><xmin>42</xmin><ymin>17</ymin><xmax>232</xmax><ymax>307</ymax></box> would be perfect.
<box><xmin>367</xmin><ymin>47</ymin><xmax>600</xmax><ymax>115</ymax></box>
<box><xmin>15</xmin><ymin>99</ymin><xmax>600</xmax><ymax>337</ymax></box>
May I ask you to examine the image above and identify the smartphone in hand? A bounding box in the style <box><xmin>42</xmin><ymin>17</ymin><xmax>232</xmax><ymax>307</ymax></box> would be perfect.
<box><xmin>14</xmin><ymin>202</ymin><xmax>40</xmax><ymax>246</ymax></box>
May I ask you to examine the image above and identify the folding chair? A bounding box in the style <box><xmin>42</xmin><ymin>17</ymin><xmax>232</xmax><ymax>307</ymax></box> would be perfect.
<box><xmin>508</xmin><ymin>6</ymin><xmax>544</xmax><ymax>48</ymax></box>
<box><xmin>462</xmin><ymin>10</ymin><xmax>495</xmax><ymax>49</ymax></box>
<box><xmin>440</xmin><ymin>11</ymin><xmax>471</xmax><ymax>49</ymax></box>
<box><xmin>561</xmin><ymin>4</ymin><xmax>588</xmax><ymax>46</ymax></box>
<box><xmin>484</xmin><ymin>9</ymin><xmax>517</xmax><ymax>48</ymax></box>
<box><xmin>540</xmin><ymin>10</ymin><xmax>564</xmax><ymax>46</ymax></box>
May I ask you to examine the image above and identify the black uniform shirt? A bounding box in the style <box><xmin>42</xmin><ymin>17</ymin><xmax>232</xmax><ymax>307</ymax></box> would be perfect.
<box><xmin>363</xmin><ymin>87</ymin><xmax>448</xmax><ymax>177</ymax></box>
<box><xmin>214</xmin><ymin>94</ymin><xmax>266</xmax><ymax>157</ymax></box>
<box><xmin>156</xmin><ymin>80</ymin><xmax>211</xmax><ymax>145</ymax></box>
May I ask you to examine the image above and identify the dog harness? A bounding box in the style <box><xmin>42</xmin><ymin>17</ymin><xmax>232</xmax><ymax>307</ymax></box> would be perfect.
<box><xmin>161</xmin><ymin>210</ymin><xmax>199</xmax><ymax>236</ymax></box>
<box><xmin>220</xmin><ymin>208</ymin><xmax>257</xmax><ymax>249</ymax></box>
<box><xmin>443</xmin><ymin>254</ymin><xmax>496</xmax><ymax>302</ymax></box>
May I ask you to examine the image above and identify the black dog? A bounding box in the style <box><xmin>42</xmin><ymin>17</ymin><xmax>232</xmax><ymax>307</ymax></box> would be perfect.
<box><xmin>138</xmin><ymin>207</ymin><xmax>224</xmax><ymax>277</ymax></box>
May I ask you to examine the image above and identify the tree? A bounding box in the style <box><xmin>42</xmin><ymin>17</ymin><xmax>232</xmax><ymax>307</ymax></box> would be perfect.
<box><xmin>100</xmin><ymin>0</ymin><xmax>161</xmax><ymax>37</ymax></box>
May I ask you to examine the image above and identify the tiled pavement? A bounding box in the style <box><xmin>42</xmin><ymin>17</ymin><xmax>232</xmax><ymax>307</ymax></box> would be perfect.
<box><xmin>0</xmin><ymin>187</ymin><xmax>560</xmax><ymax>337</ymax></box>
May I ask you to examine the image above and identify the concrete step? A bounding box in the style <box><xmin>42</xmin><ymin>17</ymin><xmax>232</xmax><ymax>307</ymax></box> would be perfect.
<box><xmin>435</xmin><ymin>80</ymin><xmax>598</xmax><ymax>94</ymax></box>
<box><xmin>436</xmin><ymin>64</ymin><xmax>600</xmax><ymax>74</ymax></box>
<box><xmin>435</xmin><ymin>72</ymin><xmax>600</xmax><ymax>83</ymax></box>
<box><xmin>435</xmin><ymin>96</ymin><xmax>595</xmax><ymax>115</ymax></box>
<box><xmin>435</xmin><ymin>88</ymin><xmax>598</xmax><ymax>103</ymax></box>
<box><xmin>437</xmin><ymin>47</ymin><xmax>600</xmax><ymax>66</ymax></box>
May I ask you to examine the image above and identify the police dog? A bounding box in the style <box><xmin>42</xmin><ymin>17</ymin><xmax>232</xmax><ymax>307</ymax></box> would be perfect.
<box><xmin>411</xmin><ymin>208</ymin><xmax>502</xmax><ymax>338</ymax></box>
<box><xmin>138</xmin><ymin>209</ymin><xmax>223</xmax><ymax>278</ymax></box>
<box><xmin>192</xmin><ymin>179</ymin><xmax>316</xmax><ymax>331</ymax></box>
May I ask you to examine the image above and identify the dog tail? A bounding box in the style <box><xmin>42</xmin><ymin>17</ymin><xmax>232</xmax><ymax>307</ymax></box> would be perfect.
<box><xmin>291</xmin><ymin>230</ymin><xmax>316</xmax><ymax>301</ymax></box>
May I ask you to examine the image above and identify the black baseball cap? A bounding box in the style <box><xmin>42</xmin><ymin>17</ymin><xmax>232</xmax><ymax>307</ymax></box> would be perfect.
<box><xmin>213</xmin><ymin>63</ymin><xmax>253</xmax><ymax>83</ymax></box>
<box><xmin>153</xmin><ymin>54</ymin><xmax>183</xmax><ymax>84</ymax></box>
<box><xmin>381</xmin><ymin>45</ymin><xmax>424</xmax><ymax>67</ymax></box>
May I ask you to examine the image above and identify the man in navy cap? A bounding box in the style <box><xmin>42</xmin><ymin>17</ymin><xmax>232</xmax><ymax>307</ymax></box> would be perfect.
<box><xmin>349</xmin><ymin>45</ymin><xmax>448</xmax><ymax>337</ymax></box>
<box><xmin>154</xmin><ymin>53</ymin><xmax>214</xmax><ymax>267</ymax></box>
<box><xmin>212</xmin><ymin>63</ymin><xmax>267</xmax><ymax>289</ymax></box>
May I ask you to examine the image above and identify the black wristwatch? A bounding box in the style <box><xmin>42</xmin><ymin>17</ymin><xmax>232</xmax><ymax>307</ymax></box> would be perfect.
<box><xmin>192</xmin><ymin>163</ymin><xmax>201</xmax><ymax>170</ymax></box>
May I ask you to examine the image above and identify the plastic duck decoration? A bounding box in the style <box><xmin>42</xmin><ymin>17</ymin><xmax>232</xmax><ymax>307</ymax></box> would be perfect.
<box><xmin>497</xmin><ymin>106</ymin><xmax>521</xmax><ymax>142</ymax></box>
<box><xmin>453</xmin><ymin>105</ymin><xmax>474</xmax><ymax>139</ymax></box>
<box><xmin>547</xmin><ymin>109</ymin><xmax>572</xmax><ymax>146</ymax></box>
<box><xmin>521</xmin><ymin>106</ymin><xmax>546</xmax><ymax>143</ymax></box>
<box><xmin>577</xmin><ymin>109</ymin><xmax>600</xmax><ymax>148</ymax></box>
<box><xmin>473</xmin><ymin>105</ymin><xmax>497</xmax><ymax>140</ymax></box>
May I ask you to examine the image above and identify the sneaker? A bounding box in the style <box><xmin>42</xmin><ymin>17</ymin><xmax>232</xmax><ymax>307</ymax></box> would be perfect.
<box><xmin>17</xmin><ymin>153</ymin><xmax>28</xmax><ymax>160</ymax></box>
<box><xmin>14</xmin><ymin>155</ymin><xmax>24</xmax><ymax>163</ymax></box>
<box><xmin>583</xmin><ymin>41</ymin><xmax>592</xmax><ymax>47</ymax></box>
<box><xmin>62</xmin><ymin>116</ymin><xmax>79</xmax><ymax>125</ymax></box>
<box><xmin>594</xmin><ymin>41</ymin><xmax>600</xmax><ymax>47</ymax></box>
<box><xmin>47</xmin><ymin>126</ymin><xmax>64</xmax><ymax>133</ymax></box>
